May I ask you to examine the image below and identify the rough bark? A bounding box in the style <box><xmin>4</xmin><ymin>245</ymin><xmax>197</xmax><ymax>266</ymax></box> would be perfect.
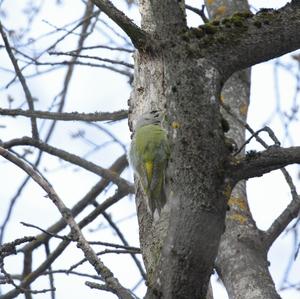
<box><xmin>205</xmin><ymin>1</ymin><xmax>283</xmax><ymax>299</ymax></box>
<box><xmin>132</xmin><ymin>50</ymin><xmax>228</xmax><ymax>299</ymax></box>
<box><xmin>129</xmin><ymin>1</ymin><xmax>229</xmax><ymax>298</ymax></box>
<box><xmin>205</xmin><ymin>1</ymin><xmax>300</xmax><ymax>79</ymax></box>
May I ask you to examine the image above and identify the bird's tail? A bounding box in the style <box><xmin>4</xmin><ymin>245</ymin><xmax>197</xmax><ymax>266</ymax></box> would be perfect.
<box><xmin>148</xmin><ymin>177</ymin><xmax>167</xmax><ymax>216</ymax></box>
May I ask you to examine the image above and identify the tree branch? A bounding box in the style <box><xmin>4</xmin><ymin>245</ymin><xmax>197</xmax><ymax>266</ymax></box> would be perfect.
<box><xmin>0</xmin><ymin>108</ymin><xmax>128</xmax><ymax>122</ymax></box>
<box><xmin>185</xmin><ymin>4</ymin><xmax>209</xmax><ymax>23</ymax></box>
<box><xmin>264</xmin><ymin>190</ymin><xmax>300</xmax><ymax>250</ymax></box>
<box><xmin>21</xmin><ymin>154</ymin><xmax>128</xmax><ymax>253</ymax></box>
<box><xmin>201</xmin><ymin>2</ymin><xmax>300</xmax><ymax>78</ymax></box>
<box><xmin>222</xmin><ymin>105</ymin><xmax>300</xmax><ymax>250</ymax></box>
<box><xmin>0</xmin><ymin>147</ymin><xmax>135</xmax><ymax>299</ymax></box>
<box><xmin>48</xmin><ymin>51</ymin><xmax>134</xmax><ymax>68</ymax></box>
<box><xmin>3</xmin><ymin>137</ymin><xmax>134</xmax><ymax>193</ymax></box>
<box><xmin>229</xmin><ymin>146</ymin><xmax>300</xmax><ymax>182</ymax></box>
<box><xmin>0</xmin><ymin>190</ymin><xmax>128</xmax><ymax>299</ymax></box>
<box><xmin>91</xmin><ymin>0</ymin><xmax>148</xmax><ymax>50</ymax></box>
<box><xmin>0</xmin><ymin>22</ymin><xmax>39</xmax><ymax>139</ymax></box>
<box><xmin>101</xmin><ymin>212</ymin><xmax>146</xmax><ymax>280</ymax></box>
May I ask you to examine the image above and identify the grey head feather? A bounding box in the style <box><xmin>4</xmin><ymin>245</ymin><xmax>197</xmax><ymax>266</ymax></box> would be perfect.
<box><xmin>135</xmin><ymin>110</ymin><xmax>163</xmax><ymax>128</ymax></box>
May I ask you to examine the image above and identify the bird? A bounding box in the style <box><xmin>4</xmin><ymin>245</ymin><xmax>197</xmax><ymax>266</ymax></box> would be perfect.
<box><xmin>129</xmin><ymin>111</ymin><xmax>170</xmax><ymax>215</ymax></box>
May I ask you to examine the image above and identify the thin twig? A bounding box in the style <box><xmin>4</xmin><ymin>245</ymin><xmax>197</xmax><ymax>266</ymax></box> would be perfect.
<box><xmin>0</xmin><ymin>2</ymin><xmax>96</xmax><ymax>245</ymax></box>
<box><xmin>17</xmin><ymin>58</ymin><xmax>133</xmax><ymax>77</ymax></box>
<box><xmin>0</xmin><ymin>108</ymin><xmax>128</xmax><ymax>122</ymax></box>
<box><xmin>0</xmin><ymin>147</ymin><xmax>135</xmax><ymax>299</ymax></box>
<box><xmin>4</xmin><ymin>10</ymin><xmax>99</xmax><ymax>89</ymax></box>
<box><xmin>0</xmin><ymin>237</ymin><xmax>35</xmax><ymax>257</ymax></box>
<box><xmin>68</xmin><ymin>44</ymin><xmax>134</xmax><ymax>53</ymax></box>
<box><xmin>48</xmin><ymin>51</ymin><xmax>134</xmax><ymax>68</ymax></box>
<box><xmin>0</xmin><ymin>22</ymin><xmax>39</xmax><ymax>139</ymax></box>
<box><xmin>20</xmin><ymin>222</ymin><xmax>71</xmax><ymax>241</ymax></box>
<box><xmin>185</xmin><ymin>4</ymin><xmax>209</xmax><ymax>23</ymax></box>
<box><xmin>3</xmin><ymin>136</ymin><xmax>134</xmax><ymax>193</ymax></box>
<box><xmin>91</xmin><ymin>0</ymin><xmax>148</xmax><ymax>50</ymax></box>
<box><xmin>21</xmin><ymin>155</ymin><xmax>128</xmax><ymax>253</ymax></box>
<box><xmin>234</xmin><ymin>126</ymin><xmax>281</xmax><ymax>156</ymax></box>
<box><xmin>67</xmin><ymin>248</ymin><xmax>141</xmax><ymax>273</ymax></box>
<box><xmin>44</xmin><ymin>243</ymin><xmax>56</xmax><ymax>299</ymax></box>
<box><xmin>88</xmin><ymin>122</ymin><xmax>127</xmax><ymax>152</ymax></box>
<box><xmin>102</xmin><ymin>212</ymin><xmax>146</xmax><ymax>280</ymax></box>
<box><xmin>0</xmin><ymin>177</ymin><xmax>31</xmax><ymax>245</ymax></box>
<box><xmin>2</xmin><ymin>190</ymin><xmax>129</xmax><ymax>299</ymax></box>
<box><xmin>222</xmin><ymin>103</ymin><xmax>300</xmax><ymax>249</ymax></box>
<box><xmin>20</xmin><ymin>221</ymin><xmax>140</xmax><ymax>251</ymax></box>
<box><xmin>43</xmin><ymin>269</ymin><xmax>103</xmax><ymax>280</ymax></box>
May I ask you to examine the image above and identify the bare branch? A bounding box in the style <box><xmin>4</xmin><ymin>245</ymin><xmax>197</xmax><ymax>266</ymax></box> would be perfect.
<box><xmin>21</xmin><ymin>154</ymin><xmax>128</xmax><ymax>253</ymax></box>
<box><xmin>229</xmin><ymin>146</ymin><xmax>300</xmax><ymax>181</ymax></box>
<box><xmin>202</xmin><ymin>2</ymin><xmax>300</xmax><ymax>79</ymax></box>
<box><xmin>67</xmin><ymin>248</ymin><xmax>141</xmax><ymax>274</ymax></box>
<box><xmin>91</xmin><ymin>0</ymin><xmax>148</xmax><ymax>50</ymax></box>
<box><xmin>0</xmin><ymin>177</ymin><xmax>31</xmax><ymax>244</ymax></box>
<box><xmin>44</xmin><ymin>243</ymin><xmax>55</xmax><ymax>299</ymax></box>
<box><xmin>0</xmin><ymin>147</ymin><xmax>135</xmax><ymax>299</ymax></box>
<box><xmin>49</xmin><ymin>51</ymin><xmax>134</xmax><ymax>68</ymax></box>
<box><xmin>222</xmin><ymin>103</ymin><xmax>300</xmax><ymax>250</ymax></box>
<box><xmin>234</xmin><ymin>126</ymin><xmax>280</xmax><ymax>156</ymax></box>
<box><xmin>185</xmin><ymin>4</ymin><xmax>209</xmax><ymax>23</ymax></box>
<box><xmin>1</xmin><ymin>190</ymin><xmax>128</xmax><ymax>299</ymax></box>
<box><xmin>0</xmin><ymin>237</ymin><xmax>36</xmax><ymax>295</ymax></box>
<box><xmin>85</xmin><ymin>281</ymin><xmax>116</xmax><ymax>294</ymax></box>
<box><xmin>0</xmin><ymin>237</ymin><xmax>35</xmax><ymax>258</ymax></box>
<box><xmin>42</xmin><ymin>269</ymin><xmax>103</xmax><ymax>281</ymax></box>
<box><xmin>68</xmin><ymin>44</ymin><xmax>134</xmax><ymax>53</ymax></box>
<box><xmin>0</xmin><ymin>2</ymin><xmax>98</xmax><ymax>246</ymax></box>
<box><xmin>20</xmin><ymin>221</ymin><xmax>141</xmax><ymax>252</ymax></box>
<box><xmin>264</xmin><ymin>196</ymin><xmax>300</xmax><ymax>250</ymax></box>
<box><xmin>42</xmin><ymin>0</ymin><xmax>95</xmax><ymax>146</ymax></box>
<box><xmin>101</xmin><ymin>212</ymin><xmax>146</xmax><ymax>280</ymax></box>
<box><xmin>0</xmin><ymin>108</ymin><xmax>128</xmax><ymax>122</ymax></box>
<box><xmin>0</xmin><ymin>22</ymin><xmax>39</xmax><ymax>139</ymax></box>
<box><xmin>20</xmin><ymin>59</ymin><xmax>133</xmax><ymax>78</ymax></box>
<box><xmin>3</xmin><ymin>137</ymin><xmax>134</xmax><ymax>193</ymax></box>
<box><xmin>85</xmin><ymin>280</ymin><xmax>141</xmax><ymax>299</ymax></box>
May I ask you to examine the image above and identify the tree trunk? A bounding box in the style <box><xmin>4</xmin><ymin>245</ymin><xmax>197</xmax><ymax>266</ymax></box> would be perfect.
<box><xmin>205</xmin><ymin>1</ymin><xmax>281</xmax><ymax>298</ymax></box>
<box><xmin>130</xmin><ymin>2</ymin><xmax>228</xmax><ymax>298</ymax></box>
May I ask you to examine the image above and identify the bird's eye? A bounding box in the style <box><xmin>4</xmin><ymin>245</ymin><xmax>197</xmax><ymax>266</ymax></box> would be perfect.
<box><xmin>150</xmin><ymin>110</ymin><xmax>160</xmax><ymax>118</ymax></box>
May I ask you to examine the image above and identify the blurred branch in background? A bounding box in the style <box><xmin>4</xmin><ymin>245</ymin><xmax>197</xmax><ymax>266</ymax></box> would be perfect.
<box><xmin>0</xmin><ymin>1</ymin><xmax>141</xmax><ymax>298</ymax></box>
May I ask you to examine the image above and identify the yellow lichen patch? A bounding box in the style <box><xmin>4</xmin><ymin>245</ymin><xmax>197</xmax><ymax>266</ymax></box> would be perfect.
<box><xmin>228</xmin><ymin>213</ymin><xmax>247</xmax><ymax>224</ymax></box>
<box><xmin>207</xmin><ymin>0</ymin><xmax>214</xmax><ymax>5</ymax></box>
<box><xmin>230</xmin><ymin>157</ymin><xmax>241</xmax><ymax>166</ymax></box>
<box><xmin>223</xmin><ymin>183</ymin><xmax>232</xmax><ymax>199</ymax></box>
<box><xmin>215</xmin><ymin>5</ymin><xmax>227</xmax><ymax>17</ymax></box>
<box><xmin>172</xmin><ymin>121</ymin><xmax>181</xmax><ymax>129</ymax></box>
<box><xmin>228</xmin><ymin>197</ymin><xmax>247</xmax><ymax>211</ymax></box>
<box><xmin>239</xmin><ymin>102</ymin><xmax>248</xmax><ymax>115</ymax></box>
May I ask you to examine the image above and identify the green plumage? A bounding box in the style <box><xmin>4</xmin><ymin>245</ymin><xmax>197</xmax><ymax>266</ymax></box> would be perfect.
<box><xmin>130</xmin><ymin>122</ymin><xmax>170</xmax><ymax>215</ymax></box>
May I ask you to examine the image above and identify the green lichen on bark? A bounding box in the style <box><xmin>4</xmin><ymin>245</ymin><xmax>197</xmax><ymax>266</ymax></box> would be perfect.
<box><xmin>201</xmin><ymin>23</ymin><xmax>219</xmax><ymax>34</ymax></box>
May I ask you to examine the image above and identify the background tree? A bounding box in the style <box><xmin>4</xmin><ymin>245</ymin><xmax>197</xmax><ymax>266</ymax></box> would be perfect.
<box><xmin>0</xmin><ymin>1</ymin><xmax>299</xmax><ymax>299</ymax></box>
